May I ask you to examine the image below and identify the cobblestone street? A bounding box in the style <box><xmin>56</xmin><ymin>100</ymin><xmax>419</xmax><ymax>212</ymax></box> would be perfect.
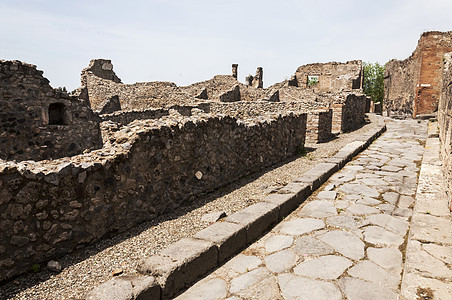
<box><xmin>176</xmin><ymin>118</ymin><xmax>452</xmax><ymax>300</ymax></box>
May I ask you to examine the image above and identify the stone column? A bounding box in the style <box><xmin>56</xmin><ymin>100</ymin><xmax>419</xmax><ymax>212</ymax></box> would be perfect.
<box><xmin>252</xmin><ymin>67</ymin><xmax>263</xmax><ymax>88</ymax></box>
<box><xmin>232</xmin><ymin>64</ymin><xmax>238</xmax><ymax>79</ymax></box>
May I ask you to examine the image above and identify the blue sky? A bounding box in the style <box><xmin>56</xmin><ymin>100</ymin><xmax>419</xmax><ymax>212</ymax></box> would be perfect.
<box><xmin>1</xmin><ymin>0</ymin><xmax>452</xmax><ymax>90</ymax></box>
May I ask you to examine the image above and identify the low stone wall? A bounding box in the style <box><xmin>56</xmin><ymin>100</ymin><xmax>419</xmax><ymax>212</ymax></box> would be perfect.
<box><xmin>340</xmin><ymin>94</ymin><xmax>367</xmax><ymax>132</ymax></box>
<box><xmin>306</xmin><ymin>109</ymin><xmax>333</xmax><ymax>143</ymax></box>
<box><xmin>438</xmin><ymin>52</ymin><xmax>452</xmax><ymax>211</ymax></box>
<box><xmin>0</xmin><ymin>60</ymin><xmax>102</xmax><ymax>161</ymax></box>
<box><xmin>0</xmin><ymin>112</ymin><xmax>307</xmax><ymax>282</ymax></box>
<box><xmin>100</xmin><ymin>103</ymin><xmax>210</xmax><ymax>124</ymax></box>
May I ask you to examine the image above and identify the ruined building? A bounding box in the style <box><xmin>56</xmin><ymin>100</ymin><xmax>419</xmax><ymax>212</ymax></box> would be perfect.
<box><xmin>0</xmin><ymin>57</ymin><xmax>367</xmax><ymax>282</ymax></box>
<box><xmin>384</xmin><ymin>31</ymin><xmax>452</xmax><ymax>117</ymax></box>
<box><xmin>288</xmin><ymin>60</ymin><xmax>363</xmax><ymax>92</ymax></box>
<box><xmin>0</xmin><ymin>60</ymin><xmax>102</xmax><ymax>161</ymax></box>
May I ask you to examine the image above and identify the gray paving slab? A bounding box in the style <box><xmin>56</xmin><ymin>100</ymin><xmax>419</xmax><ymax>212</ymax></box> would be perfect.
<box><xmin>264</xmin><ymin>249</ymin><xmax>297</xmax><ymax>273</ymax></box>
<box><xmin>276</xmin><ymin>217</ymin><xmax>325</xmax><ymax>236</ymax></box>
<box><xmin>293</xmin><ymin>255</ymin><xmax>352</xmax><ymax>280</ymax></box>
<box><xmin>278</xmin><ymin>273</ymin><xmax>342</xmax><ymax>300</ymax></box>
<box><xmin>264</xmin><ymin>235</ymin><xmax>294</xmax><ymax>253</ymax></box>
<box><xmin>319</xmin><ymin>230</ymin><xmax>365</xmax><ymax>260</ymax></box>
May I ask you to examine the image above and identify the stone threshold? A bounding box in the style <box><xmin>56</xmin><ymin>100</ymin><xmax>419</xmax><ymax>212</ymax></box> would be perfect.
<box><xmin>86</xmin><ymin>119</ymin><xmax>387</xmax><ymax>300</ymax></box>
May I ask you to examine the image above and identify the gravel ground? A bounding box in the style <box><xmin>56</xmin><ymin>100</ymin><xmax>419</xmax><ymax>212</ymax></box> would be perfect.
<box><xmin>0</xmin><ymin>116</ymin><xmax>381</xmax><ymax>300</ymax></box>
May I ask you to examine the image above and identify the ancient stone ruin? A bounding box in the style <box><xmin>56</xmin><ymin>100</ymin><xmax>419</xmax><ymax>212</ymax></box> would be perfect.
<box><xmin>0</xmin><ymin>60</ymin><xmax>102</xmax><ymax>162</ymax></box>
<box><xmin>0</xmin><ymin>56</ymin><xmax>368</xmax><ymax>283</ymax></box>
<box><xmin>384</xmin><ymin>31</ymin><xmax>452</xmax><ymax>117</ymax></box>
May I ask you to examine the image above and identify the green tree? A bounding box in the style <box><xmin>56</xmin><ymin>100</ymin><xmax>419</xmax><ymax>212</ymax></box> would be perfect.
<box><xmin>362</xmin><ymin>62</ymin><xmax>385</xmax><ymax>103</ymax></box>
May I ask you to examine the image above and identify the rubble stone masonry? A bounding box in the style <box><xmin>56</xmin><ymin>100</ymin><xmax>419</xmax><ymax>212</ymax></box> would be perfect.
<box><xmin>438</xmin><ymin>52</ymin><xmax>452</xmax><ymax>210</ymax></box>
<box><xmin>0</xmin><ymin>111</ymin><xmax>307</xmax><ymax>282</ymax></box>
<box><xmin>0</xmin><ymin>60</ymin><xmax>102</xmax><ymax>161</ymax></box>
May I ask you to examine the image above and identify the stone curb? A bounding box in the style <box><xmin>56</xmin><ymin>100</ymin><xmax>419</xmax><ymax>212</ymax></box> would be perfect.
<box><xmin>86</xmin><ymin>120</ymin><xmax>387</xmax><ymax>300</ymax></box>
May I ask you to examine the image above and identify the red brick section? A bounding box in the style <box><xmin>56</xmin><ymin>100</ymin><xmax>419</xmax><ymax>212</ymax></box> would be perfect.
<box><xmin>414</xmin><ymin>32</ymin><xmax>452</xmax><ymax>116</ymax></box>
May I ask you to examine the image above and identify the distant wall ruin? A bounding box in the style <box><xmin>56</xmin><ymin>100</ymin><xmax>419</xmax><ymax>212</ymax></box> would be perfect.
<box><xmin>0</xmin><ymin>60</ymin><xmax>102</xmax><ymax>161</ymax></box>
<box><xmin>292</xmin><ymin>60</ymin><xmax>363</xmax><ymax>92</ymax></box>
<box><xmin>385</xmin><ymin>31</ymin><xmax>452</xmax><ymax>117</ymax></box>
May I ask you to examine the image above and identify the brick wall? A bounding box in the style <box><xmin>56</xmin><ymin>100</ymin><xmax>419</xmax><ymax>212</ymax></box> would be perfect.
<box><xmin>384</xmin><ymin>31</ymin><xmax>452</xmax><ymax>117</ymax></box>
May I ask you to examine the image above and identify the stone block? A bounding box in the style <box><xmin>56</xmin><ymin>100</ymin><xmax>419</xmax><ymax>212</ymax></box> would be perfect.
<box><xmin>86</xmin><ymin>276</ymin><xmax>160</xmax><ymax>300</ymax></box>
<box><xmin>298</xmin><ymin>163</ymin><xmax>338</xmax><ymax>189</ymax></box>
<box><xmin>225</xmin><ymin>202</ymin><xmax>279</xmax><ymax>244</ymax></box>
<box><xmin>138</xmin><ymin>238</ymin><xmax>218</xmax><ymax>299</ymax></box>
<box><xmin>269</xmin><ymin>182</ymin><xmax>311</xmax><ymax>217</ymax></box>
<box><xmin>194</xmin><ymin>221</ymin><xmax>246</xmax><ymax>263</ymax></box>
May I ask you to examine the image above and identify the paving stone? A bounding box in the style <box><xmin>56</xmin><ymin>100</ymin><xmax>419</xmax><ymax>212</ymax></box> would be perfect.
<box><xmin>346</xmin><ymin>203</ymin><xmax>380</xmax><ymax>215</ymax></box>
<box><xmin>298</xmin><ymin>200</ymin><xmax>337</xmax><ymax>218</ymax></box>
<box><xmin>356</xmin><ymin>197</ymin><xmax>381</xmax><ymax>206</ymax></box>
<box><xmin>264</xmin><ymin>249</ymin><xmax>297</xmax><ymax>273</ymax></box>
<box><xmin>338</xmin><ymin>183</ymin><xmax>380</xmax><ymax>198</ymax></box>
<box><xmin>414</xmin><ymin>193</ymin><xmax>450</xmax><ymax>216</ymax></box>
<box><xmin>294</xmin><ymin>236</ymin><xmax>335</xmax><ymax>256</ymax></box>
<box><xmin>393</xmin><ymin>207</ymin><xmax>412</xmax><ymax>218</ymax></box>
<box><xmin>359</xmin><ymin>178</ymin><xmax>388</xmax><ymax>186</ymax></box>
<box><xmin>326</xmin><ymin>215</ymin><xmax>369</xmax><ymax>230</ymax></box>
<box><xmin>329</xmin><ymin>172</ymin><xmax>355</xmax><ymax>183</ymax></box>
<box><xmin>277</xmin><ymin>218</ymin><xmax>325</xmax><ymax>236</ymax></box>
<box><xmin>342</xmin><ymin>194</ymin><xmax>361</xmax><ymax>203</ymax></box>
<box><xmin>324</xmin><ymin>183</ymin><xmax>336</xmax><ymax>191</ymax></box>
<box><xmin>382</xmin><ymin>191</ymin><xmax>399</xmax><ymax>204</ymax></box>
<box><xmin>223</xmin><ymin>254</ymin><xmax>262</xmax><ymax>274</ymax></box>
<box><xmin>381</xmin><ymin>165</ymin><xmax>402</xmax><ymax>172</ymax></box>
<box><xmin>335</xmin><ymin>200</ymin><xmax>349</xmax><ymax>209</ymax></box>
<box><xmin>409</xmin><ymin>213</ymin><xmax>452</xmax><ymax>244</ymax></box>
<box><xmin>293</xmin><ymin>255</ymin><xmax>352</xmax><ymax>280</ymax></box>
<box><xmin>363</xmin><ymin>226</ymin><xmax>405</xmax><ymax>247</ymax></box>
<box><xmin>377</xmin><ymin>203</ymin><xmax>395</xmax><ymax>214</ymax></box>
<box><xmin>367</xmin><ymin>247</ymin><xmax>402</xmax><ymax>274</ymax></box>
<box><xmin>400</xmin><ymin>272</ymin><xmax>452</xmax><ymax>300</ymax></box>
<box><xmin>174</xmin><ymin>278</ymin><xmax>227</xmax><ymax>300</ymax></box>
<box><xmin>340</xmin><ymin>277</ymin><xmax>398</xmax><ymax>300</ymax></box>
<box><xmin>347</xmin><ymin>260</ymin><xmax>400</xmax><ymax>288</ymax></box>
<box><xmin>264</xmin><ymin>235</ymin><xmax>293</xmax><ymax>253</ymax></box>
<box><xmin>229</xmin><ymin>267</ymin><xmax>271</xmax><ymax>294</ymax></box>
<box><xmin>397</xmin><ymin>195</ymin><xmax>414</xmax><ymax>209</ymax></box>
<box><xmin>367</xmin><ymin>214</ymin><xmax>409</xmax><ymax>236</ymax></box>
<box><xmin>404</xmin><ymin>240</ymin><xmax>452</xmax><ymax>278</ymax></box>
<box><xmin>317</xmin><ymin>191</ymin><xmax>337</xmax><ymax>200</ymax></box>
<box><xmin>422</xmin><ymin>243</ymin><xmax>452</xmax><ymax>265</ymax></box>
<box><xmin>235</xmin><ymin>275</ymin><xmax>282</xmax><ymax>300</ymax></box>
<box><xmin>319</xmin><ymin>230</ymin><xmax>364</xmax><ymax>260</ymax></box>
<box><xmin>278</xmin><ymin>273</ymin><xmax>342</xmax><ymax>300</ymax></box>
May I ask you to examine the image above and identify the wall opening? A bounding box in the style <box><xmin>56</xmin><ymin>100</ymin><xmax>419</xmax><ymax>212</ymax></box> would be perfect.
<box><xmin>307</xmin><ymin>75</ymin><xmax>319</xmax><ymax>87</ymax></box>
<box><xmin>48</xmin><ymin>103</ymin><xmax>66</xmax><ymax>125</ymax></box>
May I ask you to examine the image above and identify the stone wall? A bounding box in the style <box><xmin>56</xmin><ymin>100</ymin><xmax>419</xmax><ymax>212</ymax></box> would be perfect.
<box><xmin>438</xmin><ymin>52</ymin><xmax>452</xmax><ymax>211</ymax></box>
<box><xmin>384</xmin><ymin>31</ymin><xmax>452</xmax><ymax>117</ymax></box>
<box><xmin>99</xmin><ymin>103</ymin><xmax>210</xmax><ymax>125</ymax></box>
<box><xmin>331</xmin><ymin>94</ymin><xmax>367</xmax><ymax>133</ymax></box>
<box><xmin>384</xmin><ymin>57</ymin><xmax>418</xmax><ymax>116</ymax></box>
<box><xmin>0</xmin><ymin>111</ymin><xmax>307</xmax><ymax>282</ymax></box>
<box><xmin>0</xmin><ymin>60</ymin><xmax>102</xmax><ymax>162</ymax></box>
<box><xmin>306</xmin><ymin>109</ymin><xmax>333</xmax><ymax>143</ymax></box>
<box><xmin>292</xmin><ymin>60</ymin><xmax>363</xmax><ymax>92</ymax></box>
